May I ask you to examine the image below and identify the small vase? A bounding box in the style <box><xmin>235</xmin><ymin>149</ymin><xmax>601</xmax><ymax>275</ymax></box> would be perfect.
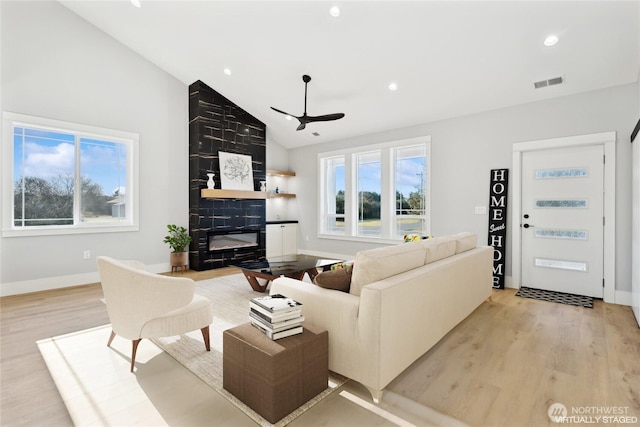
<box><xmin>207</xmin><ymin>173</ymin><xmax>215</xmax><ymax>189</ymax></box>
<box><xmin>260</xmin><ymin>181</ymin><xmax>267</xmax><ymax>192</ymax></box>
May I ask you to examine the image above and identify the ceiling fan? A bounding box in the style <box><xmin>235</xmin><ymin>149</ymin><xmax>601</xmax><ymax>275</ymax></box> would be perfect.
<box><xmin>271</xmin><ymin>75</ymin><xmax>345</xmax><ymax>131</ymax></box>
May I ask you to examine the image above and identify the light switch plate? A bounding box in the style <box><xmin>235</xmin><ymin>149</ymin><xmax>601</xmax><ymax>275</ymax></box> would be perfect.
<box><xmin>475</xmin><ymin>206</ymin><xmax>487</xmax><ymax>215</ymax></box>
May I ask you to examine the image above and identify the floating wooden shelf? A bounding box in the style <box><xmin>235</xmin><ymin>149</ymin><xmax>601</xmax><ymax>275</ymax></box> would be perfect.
<box><xmin>269</xmin><ymin>193</ymin><xmax>296</xmax><ymax>199</ymax></box>
<box><xmin>267</xmin><ymin>169</ymin><xmax>296</xmax><ymax>177</ymax></box>
<box><xmin>201</xmin><ymin>189</ymin><xmax>267</xmax><ymax>199</ymax></box>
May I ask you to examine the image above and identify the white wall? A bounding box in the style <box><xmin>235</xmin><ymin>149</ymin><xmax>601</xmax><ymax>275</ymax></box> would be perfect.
<box><xmin>0</xmin><ymin>1</ymin><xmax>188</xmax><ymax>294</ymax></box>
<box><xmin>290</xmin><ymin>83</ymin><xmax>638</xmax><ymax>294</ymax></box>
<box><xmin>265</xmin><ymin>135</ymin><xmax>296</xmax><ymax>221</ymax></box>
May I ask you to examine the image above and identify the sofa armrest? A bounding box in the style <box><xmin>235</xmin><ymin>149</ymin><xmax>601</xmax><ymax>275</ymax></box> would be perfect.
<box><xmin>270</xmin><ymin>277</ymin><xmax>360</xmax><ymax>328</ymax></box>
<box><xmin>270</xmin><ymin>277</ymin><xmax>362</xmax><ymax>375</ymax></box>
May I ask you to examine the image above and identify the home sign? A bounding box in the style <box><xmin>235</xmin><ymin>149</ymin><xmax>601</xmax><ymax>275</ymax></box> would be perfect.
<box><xmin>488</xmin><ymin>169</ymin><xmax>508</xmax><ymax>289</ymax></box>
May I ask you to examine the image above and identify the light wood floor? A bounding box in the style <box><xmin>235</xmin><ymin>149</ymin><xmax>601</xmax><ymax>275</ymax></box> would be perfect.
<box><xmin>388</xmin><ymin>288</ymin><xmax>640</xmax><ymax>426</ymax></box>
<box><xmin>1</xmin><ymin>268</ymin><xmax>639</xmax><ymax>426</ymax></box>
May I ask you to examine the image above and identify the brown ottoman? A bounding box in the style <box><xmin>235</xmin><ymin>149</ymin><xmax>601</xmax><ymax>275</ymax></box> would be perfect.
<box><xmin>223</xmin><ymin>322</ymin><xmax>328</xmax><ymax>424</ymax></box>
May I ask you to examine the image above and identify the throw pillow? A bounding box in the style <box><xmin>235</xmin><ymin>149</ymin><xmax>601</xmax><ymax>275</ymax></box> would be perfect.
<box><xmin>403</xmin><ymin>234</ymin><xmax>433</xmax><ymax>243</ymax></box>
<box><xmin>313</xmin><ymin>268</ymin><xmax>352</xmax><ymax>292</ymax></box>
<box><xmin>331</xmin><ymin>260</ymin><xmax>355</xmax><ymax>270</ymax></box>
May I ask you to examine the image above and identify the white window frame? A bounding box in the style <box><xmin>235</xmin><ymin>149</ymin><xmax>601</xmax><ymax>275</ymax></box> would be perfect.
<box><xmin>2</xmin><ymin>112</ymin><xmax>139</xmax><ymax>237</ymax></box>
<box><xmin>318</xmin><ymin>136</ymin><xmax>431</xmax><ymax>243</ymax></box>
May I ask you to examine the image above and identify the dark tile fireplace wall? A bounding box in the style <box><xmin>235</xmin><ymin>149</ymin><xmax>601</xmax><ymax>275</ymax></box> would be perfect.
<box><xmin>188</xmin><ymin>80</ymin><xmax>266</xmax><ymax>270</ymax></box>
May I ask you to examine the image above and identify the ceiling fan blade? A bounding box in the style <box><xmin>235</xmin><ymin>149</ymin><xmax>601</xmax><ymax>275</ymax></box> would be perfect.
<box><xmin>270</xmin><ymin>106</ymin><xmax>295</xmax><ymax>117</ymax></box>
<box><xmin>273</xmin><ymin>75</ymin><xmax>343</xmax><ymax>131</ymax></box>
<box><xmin>306</xmin><ymin>113</ymin><xmax>345</xmax><ymax>122</ymax></box>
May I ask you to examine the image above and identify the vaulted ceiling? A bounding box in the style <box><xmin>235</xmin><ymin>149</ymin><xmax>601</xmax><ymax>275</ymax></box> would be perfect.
<box><xmin>59</xmin><ymin>1</ymin><xmax>639</xmax><ymax>148</ymax></box>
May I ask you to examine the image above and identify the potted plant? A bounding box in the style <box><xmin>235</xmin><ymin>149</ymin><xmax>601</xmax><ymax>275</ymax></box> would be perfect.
<box><xmin>163</xmin><ymin>224</ymin><xmax>192</xmax><ymax>271</ymax></box>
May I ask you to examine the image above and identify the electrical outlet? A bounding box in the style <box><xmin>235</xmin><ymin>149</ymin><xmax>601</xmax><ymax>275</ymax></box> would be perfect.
<box><xmin>83</xmin><ymin>250</ymin><xmax>91</xmax><ymax>259</ymax></box>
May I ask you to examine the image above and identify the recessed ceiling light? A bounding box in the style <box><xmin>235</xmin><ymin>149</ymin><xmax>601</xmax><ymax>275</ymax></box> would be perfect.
<box><xmin>388</xmin><ymin>82</ymin><xmax>398</xmax><ymax>91</ymax></box>
<box><xmin>544</xmin><ymin>35</ymin><xmax>559</xmax><ymax>46</ymax></box>
<box><xmin>329</xmin><ymin>6</ymin><xmax>341</xmax><ymax>17</ymax></box>
<box><xmin>130</xmin><ymin>0</ymin><xmax>141</xmax><ymax>8</ymax></box>
<box><xmin>223</xmin><ymin>67</ymin><xmax>232</xmax><ymax>76</ymax></box>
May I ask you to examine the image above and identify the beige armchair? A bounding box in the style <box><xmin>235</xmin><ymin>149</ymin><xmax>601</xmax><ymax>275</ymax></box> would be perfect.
<box><xmin>97</xmin><ymin>256</ymin><xmax>214</xmax><ymax>372</ymax></box>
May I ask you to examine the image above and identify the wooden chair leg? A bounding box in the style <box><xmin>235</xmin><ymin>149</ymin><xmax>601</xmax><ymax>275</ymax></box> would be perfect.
<box><xmin>201</xmin><ymin>326</ymin><xmax>210</xmax><ymax>351</ymax></box>
<box><xmin>107</xmin><ymin>330</ymin><xmax>116</xmax><ymax>347</ymax></box>
<box><xmin>130</xmin><ymin>339</ymin><xmax>142</xmax><ymax>372</ymax></box>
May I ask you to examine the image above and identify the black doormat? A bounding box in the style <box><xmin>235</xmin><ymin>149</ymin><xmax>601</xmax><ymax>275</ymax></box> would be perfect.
<box><xmin>515</xmin><ymin>287</ymin><xmax>593</xmax><ymax>308</ymax></box>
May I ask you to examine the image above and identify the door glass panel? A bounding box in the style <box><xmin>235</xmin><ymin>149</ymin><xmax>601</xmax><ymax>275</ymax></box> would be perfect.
<box><xmin>535</xmin><ymin>229</ymin><xmax>588</xmax><ymax>240</ymax></box>
<box><xmin>535</xmin><ymin>199</ymin><xmax>587</xmax><ymax>208</ymax></box>
<box><xmin>535</xmin><ymin>258</ymin><xmax>587</xmax><ymax>272</ymax></box>
<box><xmin>535</xmin><ymin>168</ymin><xmax>588</xmax><ymax>179</ymax></box>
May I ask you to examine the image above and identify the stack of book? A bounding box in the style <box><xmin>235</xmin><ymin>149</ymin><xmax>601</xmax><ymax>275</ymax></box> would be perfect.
<box><xmin>250</xmin><ymin>294</ymin><xmax>304</xmax><ymax>340</ymax></box>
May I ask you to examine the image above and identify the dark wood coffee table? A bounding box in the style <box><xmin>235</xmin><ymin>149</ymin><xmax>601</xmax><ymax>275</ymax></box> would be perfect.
<box><xmin>235</xmin><ymin>254</ymin><xmax>343</xmax><ymax>292</ymax></box>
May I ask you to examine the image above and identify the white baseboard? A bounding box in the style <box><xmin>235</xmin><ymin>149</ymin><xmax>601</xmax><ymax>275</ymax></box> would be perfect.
<box><xmin>0</xmin><ymin>262</ymin><xmax>170</xmax><ymax>297</ymax></box>
<box><xmin>614</xmin><ymin>290</ymin><xmax>632</xmax><ymax>306</ymax></box>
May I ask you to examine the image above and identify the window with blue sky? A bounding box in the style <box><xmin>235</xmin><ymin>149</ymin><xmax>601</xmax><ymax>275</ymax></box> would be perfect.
<box><xmin>3</xmin><ymin>112</ymin><xmax>138</xmax><ymax>236</ymax></box>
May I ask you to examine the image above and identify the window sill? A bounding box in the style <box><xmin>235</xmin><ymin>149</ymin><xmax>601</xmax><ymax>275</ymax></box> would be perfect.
<box><xmin>2</xmin><ymin>224</ymin><xmax>139</xmax><ymax>238</ymax></box>
<box><xmin>317</xmin><ymin>233</ymin><xmax>401</xmax><ymax>245</ymax></box>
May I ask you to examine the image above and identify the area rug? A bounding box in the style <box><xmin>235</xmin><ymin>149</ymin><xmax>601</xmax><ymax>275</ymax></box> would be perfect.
<box><xmin>37</xmin><ymin>274</ymin><xmax>346</xmax><ymax>427</ymax></box>
<box><xmin>515</xmin><ymin>286</ymin><xmax>593</xmax><ymax>308</ymax></box>
<box><xmin>152</xmin><ymin>274</ymin><xmax>348</xmax><ymax>426</ymax></box>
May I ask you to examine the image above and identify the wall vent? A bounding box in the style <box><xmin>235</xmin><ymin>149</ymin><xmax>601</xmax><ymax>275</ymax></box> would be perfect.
<box><xmin>534</xmin><ymin>76</ymin><xmax>564</xmax><ymax>89</ymax></box>
<box><xmin>312</xmin><ymin>132</ymin><xmax>320</xmax><ymax>136</ymax></box>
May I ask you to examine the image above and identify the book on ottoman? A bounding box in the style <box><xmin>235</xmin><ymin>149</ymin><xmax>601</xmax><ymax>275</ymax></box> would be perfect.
<box><xmin>249</xmin><ymin>294</ymin><xmax>303</xmax><ymax>340</ymax></box>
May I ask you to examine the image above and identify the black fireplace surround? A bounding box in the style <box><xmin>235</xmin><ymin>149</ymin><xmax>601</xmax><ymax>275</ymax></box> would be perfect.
<box><xmin>188</xmin><ymin>80</ymin><xmax>266</xmax><ymax>270</ymax></box>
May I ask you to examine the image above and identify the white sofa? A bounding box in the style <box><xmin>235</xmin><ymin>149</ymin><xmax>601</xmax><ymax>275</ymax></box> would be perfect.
<box><xmin>270</xmin><ymin>232</ymin><xmax>493</xmax><ymax>402</ymax></box>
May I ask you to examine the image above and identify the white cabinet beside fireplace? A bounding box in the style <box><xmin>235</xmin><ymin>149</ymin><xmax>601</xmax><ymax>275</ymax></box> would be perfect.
<box><xmin>266</xmin><ymin>223</ymin><xmax>297</xmax><ymax>258</ymax></box>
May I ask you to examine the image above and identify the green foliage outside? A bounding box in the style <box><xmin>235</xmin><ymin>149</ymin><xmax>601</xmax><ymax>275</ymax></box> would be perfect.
<box><xmin>334</xmin><ymin>189</ymin><xmax>425</xmax><ymax>220</ymax></box>
<box><xmin>14</xmin><ymin>174</ymin><xmax>113</xmax><ymax>226</ymax></box>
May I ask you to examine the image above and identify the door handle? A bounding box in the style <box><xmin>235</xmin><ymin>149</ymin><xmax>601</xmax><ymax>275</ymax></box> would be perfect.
<box><xmin>523</xmin><ymin>223</ymin><xmax>534</xmax><ymax>228</ymax></box>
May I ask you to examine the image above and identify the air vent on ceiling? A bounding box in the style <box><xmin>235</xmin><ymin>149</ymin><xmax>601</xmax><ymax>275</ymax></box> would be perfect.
<box><xmin>312</xmin><ymin>132</ymin><xmax>320</xmax><ymax>136</ymax></box>
<box><xmin>534</xmin><ymin>76</ymin><xmax>564</xmax><ymax>89</ymax></box>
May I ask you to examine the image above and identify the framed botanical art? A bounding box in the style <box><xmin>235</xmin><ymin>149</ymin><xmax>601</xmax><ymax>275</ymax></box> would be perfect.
<box><xmin>219</xmin><ymin>151</ymin><xmax>254</xmax><ymax>191</ymax></box>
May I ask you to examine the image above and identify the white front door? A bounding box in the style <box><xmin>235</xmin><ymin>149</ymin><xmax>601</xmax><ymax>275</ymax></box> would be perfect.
<box><xmin>521</xmin><ymin>145</ymin><xmax>604</xmax><ymax>298</ymax></box>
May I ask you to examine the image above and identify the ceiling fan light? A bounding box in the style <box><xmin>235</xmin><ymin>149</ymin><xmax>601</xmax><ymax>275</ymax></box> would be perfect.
<box><xmin>285</xmin><ymin>115</ymin><xmax>292</xmax><ymax>121</ymax></box>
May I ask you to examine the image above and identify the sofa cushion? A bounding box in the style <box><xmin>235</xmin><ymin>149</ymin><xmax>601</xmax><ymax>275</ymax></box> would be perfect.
<box><xmin>453</xmin><ymin>232</ymin><xmax>477</xmax><ymax>254</ymax></box>
<box><xmin>350</xmin><ymin>241</ymin><xmax>426</xmax><ymax>296</ymax></box>
<box><xmin>313</xmin><ymin>268</ymin><xmax>352</xmax><ymax>292</ymax></box>
<box><xmin>422</xmin><ymin>236</ymin><xmax>456</xmax><ymax>264</ymax></box>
